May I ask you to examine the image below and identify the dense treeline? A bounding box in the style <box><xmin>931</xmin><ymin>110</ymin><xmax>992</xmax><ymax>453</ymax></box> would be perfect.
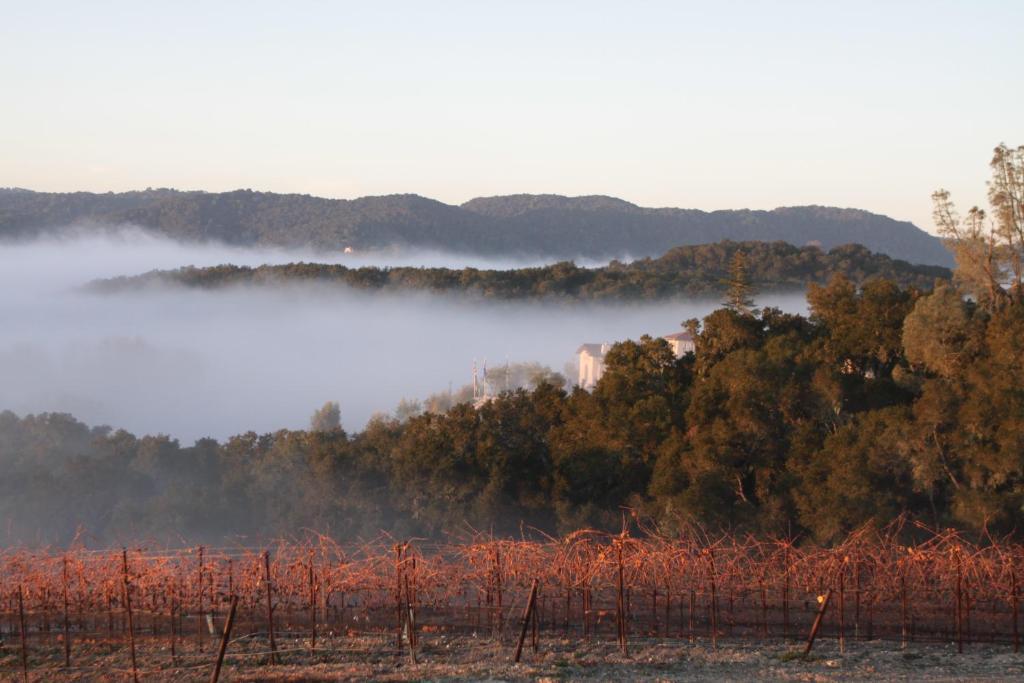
<box><xmin>90</xmin><ymin>241</ymin><xmax>949</xmax><ymax>299</ymax></box>
<box><xmin>0</xmin><ymin>188</ymin><xmax>952</xmax><ymax>265</ymax></box>
<box><xmin>4</xmin><ymin>273</ymin><xmax>1022</xmax><ymax>546</ymax></box>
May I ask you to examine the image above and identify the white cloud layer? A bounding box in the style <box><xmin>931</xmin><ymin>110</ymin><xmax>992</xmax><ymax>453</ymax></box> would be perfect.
<box><xmin>0</xmin><ymin>229</ymin><xmax>806</xmax><ymax>442</ymax></box>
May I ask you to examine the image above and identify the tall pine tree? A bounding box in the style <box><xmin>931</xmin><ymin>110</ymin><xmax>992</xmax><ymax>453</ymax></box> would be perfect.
<box><xmin>723</xmin><ymin>250</ymin><xmax>758</xmax><ymax>315</ymax></box>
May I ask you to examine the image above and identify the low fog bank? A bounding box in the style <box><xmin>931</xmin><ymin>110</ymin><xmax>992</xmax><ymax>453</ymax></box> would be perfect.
<box><xmin>1</xmin><ymin>225</ymin><xmax>618</xmax><ymax>286</ymax></box>
<box><xmin>0</xmin><ymin>229</ymin><xmax>806</xmax><ymax>442</ymax></box>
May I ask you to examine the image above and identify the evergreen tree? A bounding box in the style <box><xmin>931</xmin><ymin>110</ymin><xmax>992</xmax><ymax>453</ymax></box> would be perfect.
<box><xmin>723</xmin><ymin>250</ymin><xmax>758</xmax><ymax>315</ymax></box>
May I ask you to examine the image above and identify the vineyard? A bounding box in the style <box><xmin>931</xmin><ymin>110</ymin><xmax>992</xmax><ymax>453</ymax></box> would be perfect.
<box><xmin>1</xmin><ymin>523</ymin><xmax>1022</xmax><ymax>681</ymax></box>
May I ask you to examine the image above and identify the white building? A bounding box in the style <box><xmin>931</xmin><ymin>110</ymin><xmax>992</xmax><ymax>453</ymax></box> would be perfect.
<box><xmin>577</xmin><ymin>331</ymin><xmax>695</xmax><ymax>388</ymax></box>
<box><xmin>662</xmin><ymin>331</ymin><xmax>696</xmax><ymax>357</ymax></box>
<box><xmin>576</xmin><ymin>343</ymin><xmax>611</xmax><ymax>389</ymax></box>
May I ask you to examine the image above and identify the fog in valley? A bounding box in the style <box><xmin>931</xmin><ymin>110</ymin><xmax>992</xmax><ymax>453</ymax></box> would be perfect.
<box><xmin>0</xmin><ymin>228</ymin><xmax>807</xmax><ymax>443</ymax></box>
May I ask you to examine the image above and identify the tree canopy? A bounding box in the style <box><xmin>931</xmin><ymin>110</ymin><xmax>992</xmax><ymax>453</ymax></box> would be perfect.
<box><xmin>932</xmin><ymin>143</ymin><xmax>1024</xmax><ymax>311</ymax></box>
<box><xmin>90</xmin><ymin>240</ymin><xmax>949</xmax><ymax>301</ymax></box>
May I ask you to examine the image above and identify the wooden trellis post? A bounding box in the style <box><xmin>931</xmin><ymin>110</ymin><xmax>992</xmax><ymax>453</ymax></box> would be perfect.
<box><xmin>616</xmin><ymin>542</ymin><xmax>628</xmax><ymax>655</ymax></box>
<box><xmin>308</xmin><ymin>557</ymin><xmax>316</xmax><ymax>655</ymax></box>
<box><xmin>707</xmin><ymin>548</ymin><xmax>719</xmax><ymax>650</ymax></box>
<box><xmin>197</xmin><ymin>545</ymin><xmax>205</xmax><ymax>653</ymax></box>
<box><xmin>1012</xmin><ymin>568</ymin><xmax>1020</xmax><ymax>654</ymax></box>
<box><xmin>62</xmin><ymin>555</ymin><xmax>71</xmax><ymax>667</ymax></box>
<box><xmin>955</xmin><ymin>548</ymin><xmax>964</xmax><ymax>654</ymax></box>
<box><xmin>838</xmin><ymin>561</ymin><xmax>845</xmax><ymax>654</ymax></box>
<box><xmin>263</xmin><ymin>551</ymin><xmax>279</xmax><ymax>665</ymax></box>
<box><xmin>18</xmin><ymin>585</ymin><xmax>29</xmax><ymax>683</ymax></box>
<box><xmin>209</xmin><ymin>595</ymin><xmax>238</xmax><ymax>683</ymax></box>
<box><xmin>803</xmin><ymin>588</ymin><xmax>833</xmax><ymax>659</ymax></box>
<box><xmin>783</xmin><ymin>543</ymin><xmax>791</xmax><ymax>640</ymax></box>
<box><xmin>121</xmin><ymin>549</ymin><xmax>138</xmax><ymax>683</ymax></box>
<box><xmin>513</xmin><ymin>578</ymin><xmax>539</xmax><ymax>663</ymax></box>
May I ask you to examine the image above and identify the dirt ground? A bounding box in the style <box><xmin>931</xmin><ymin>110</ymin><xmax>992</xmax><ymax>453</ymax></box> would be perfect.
<box><xmin>3</xmin><ymin>633</ymin><xmax>1023</xmax><ymax>681</ymax></box>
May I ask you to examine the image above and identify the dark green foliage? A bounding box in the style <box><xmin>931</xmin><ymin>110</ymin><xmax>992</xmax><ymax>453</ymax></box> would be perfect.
<box><xmin>722</xmin><ymin>250</ymin><xmax>758</xmax><ymax>315</ymax></box>
<box><xmin>3</xmin><ymin>277</ymin><xmax>1023</xmax><ymax>546</ymax></box>
<box><xmin>788</xmin><ymin>407</ymin><xmax>920</xmax><ymax>541</ymax></box>
<box><xmin>90</xmin><ymin>240</ymin><xmax>950</xmax><ymax>300</ymax></box>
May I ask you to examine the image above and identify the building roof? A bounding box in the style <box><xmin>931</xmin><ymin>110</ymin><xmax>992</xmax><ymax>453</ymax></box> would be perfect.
<box><xmin>662</xmin><ymin>331</ymin><xmax>694</xmax><ymax>341</ymax></box>
<box><xmin>576</xmin><ymin>343</ymin><xmax>606</xmax><ymax>356</ymax></box>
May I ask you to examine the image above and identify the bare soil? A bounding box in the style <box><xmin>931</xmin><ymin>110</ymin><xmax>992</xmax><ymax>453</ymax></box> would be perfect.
<box><xmin>3</xmin><ymin>633</ymin><xmax>1023</xmax><ymax>681</ymax></box>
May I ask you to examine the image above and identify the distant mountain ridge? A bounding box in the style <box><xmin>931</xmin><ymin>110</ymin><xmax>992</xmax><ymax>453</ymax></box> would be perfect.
<box><xmin>0</xmin><ymin>188</ymin><xmax>953</xmax><ymax>266</ymax></box>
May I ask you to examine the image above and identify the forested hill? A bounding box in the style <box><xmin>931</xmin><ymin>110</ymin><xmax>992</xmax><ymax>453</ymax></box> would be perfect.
<box><xmin>0</xmin><ymin>187</ymin><xmax>952</xmax><ymax>266</ymax></box>
<box><xmin>90</xmin><ymin>241</ymin><xmax>950</xmax><ymax>299</ymax></box>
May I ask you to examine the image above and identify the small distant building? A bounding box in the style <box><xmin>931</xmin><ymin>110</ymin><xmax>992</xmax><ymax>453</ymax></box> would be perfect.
<box><xmin>577</xmin><ymin>343</ymin><xmax>611</xmax><ymax>389</ymax></box>
<box><xmin>576</xmin><ymin>331</ymin><xmax>695</xmax><ymax>389</ymax></box>
<box><xmin>662</xmin><ymin>331</ymin><xmax>696</xmax><ymax>357</ymax></box>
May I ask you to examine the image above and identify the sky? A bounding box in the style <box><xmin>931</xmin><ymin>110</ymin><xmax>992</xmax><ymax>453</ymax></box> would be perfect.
<box><xmin>2</xmin><ymin>0</ymin><xmax>1021</xmax><ymax>232</ymax></box>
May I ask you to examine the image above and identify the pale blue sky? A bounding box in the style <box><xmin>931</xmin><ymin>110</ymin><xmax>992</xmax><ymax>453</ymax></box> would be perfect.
<box><xmin>2</xmin><ymin>0</ymin><xmax>1020</xmax><ymax>231</ymax></box>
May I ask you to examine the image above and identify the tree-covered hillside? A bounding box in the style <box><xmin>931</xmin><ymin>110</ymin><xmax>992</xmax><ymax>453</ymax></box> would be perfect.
<box><xmin>89</xmin><ymin>240</ymin><xmax>950</xmax><ymax>299</ymax></box>
<box><xmin>0</xmin><ymin>188</ymin><xmax>952</xmax><ymax>265</ymax></box>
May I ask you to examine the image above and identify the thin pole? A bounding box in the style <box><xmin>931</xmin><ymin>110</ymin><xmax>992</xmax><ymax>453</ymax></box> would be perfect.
<box><xmin>803</xmin><ymin>588</ymin><xmax>833</xmax><ymax>658</ymax></box>
<box><xmin>965</xmin><ymin>577</ymin><xmax>972</xmax><ymax>645</ymax></box>
<box><xmin>783</xmin><ymin>543</ymin><xmax>791</xmax><ymax>640</ymax></box>
<box><xmin>759</xmin><ymin>582</ymin><xmax>768</xmax><ymax>638</ymax></box>
<box><xmin>708</xmin><ymin>549</ymin><xmax>719</xmax><ymax>650</ymax></box>
<box><xmin>485</xmin><ymin>554</ymin><xmax>492</xmax><ymax>636</ymax></box>
<box><xmin>854</xmin><ymin>560</ymin><xmax>861</xmax><ymax>640</ymax></box>
<box><xmin>169</xmin><ymin>582</ymin><xmax>177</xmax><ymax>666</ymax></box>
<box><xmin>62</xmin><ymin>556</ymin><xmax>71</xmax><ymax>667</ymax></box>
<box><xmin>513</xmin><ymin>579</ymin><xmax>539</xmax><ymax>663</ymax></box>
<box><xmin>900</xmin><ymin>573</ymin><xmax>908</xmax><ymax>649</ymax></box>
<box><xmin>838</xmin><ymin>565</ymin><xmax>845</xmax><ymax>654</ymax></box>
<box><xmin>122</xmin><ymin>549</ymin><xmax>139</xmax><ymax>683</ymax></box>
<box><xmin>411</xmin><ymin>556</ymin><xmax>418</xmax><ymax>620</ymax></box>
<box><xmin>688</xmin><ymin>589</ymin><xmax>695</xmax><ymax>643</ymax></box>
<box><xmin>308</xmin><ymin>558</ymin><xmax>316</xmax><ymax>655</ymax></box>
<box><xmin>209</xmin><ymin>594</ymin><xmax>238</xmax><ymax>683</ymax></box>
<box><xmin>395</xmin><ymin>545</ymin><xmax>403</xmax><ymax>649</ymax></box>
<box><xmin>197</xmin><ymin>546</ymin><xmax>205</xmax><ymax>653</ymax></box>
<box><xmin>616</xmin><ymin>543</ymin><xmax>628</xmax><ymax>655</ymax></box>
<box><xmin>651</xmin><ymin>588</ymin><xmax>658</xmax><ymax>637</ymax></box>
<box><xmin>583</xmin><ymin>585</ymin><xmax>591</xmax><ymax>640</ymax></box>
<box><xmin>263</xmin><ymin>552</ymin><xmax>279</xmax><ymax>665</ymax></box>
<box><xmin>665</xmin><ymin>586</ymin><xmax>671</xmax><ymax>640</ymax></box>
<box><xmin>564</xmin><ymin>579</ymin><xmax>571</xmax><ymax>637</ymax></box>
<box><xmin>18</xmin><ymin>585</ymin><xmax>29</xmax><ymax>683</ymax></box>
<box><xmin>956</xmin><ymin>551</ymin><xmax>963</xmax><ymax>654</ymax></box>
<box><xmin>404</xmin><ymin>577</ymin><xmax>418</xmax><ymax>664</ymax></box>
<box><xmin>531</xmin><ymin>588</ymin><xmax>539</xmax><ymax>653</ymax></box>
<box><xmin>1012</xmin><ymin>569</ymin><xmax>1020</xmax><ymax>654</ymax></box>
<box><xmin>495</xmin><ymin>547</ymin><xmax>504</xmax><ymax>638</ymax></box>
